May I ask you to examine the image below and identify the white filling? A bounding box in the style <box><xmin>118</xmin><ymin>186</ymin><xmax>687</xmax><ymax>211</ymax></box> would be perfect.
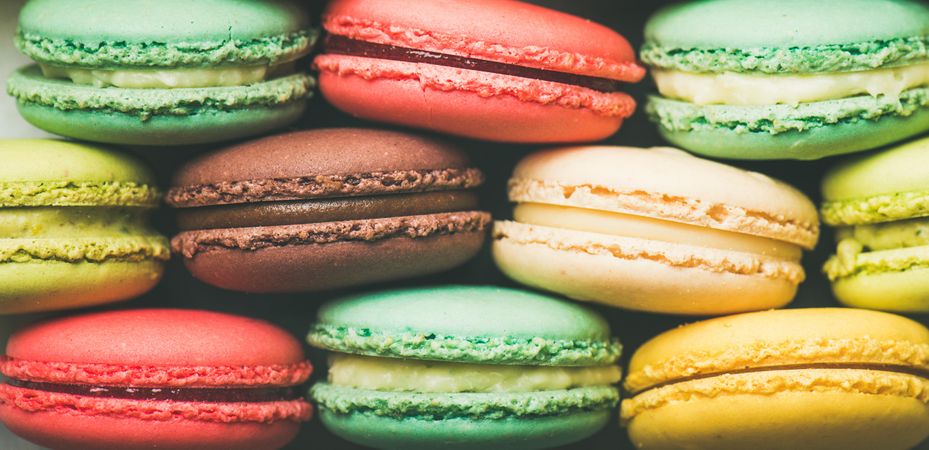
<box><xmin>39</xmin><ymin>64</ymin><xmax>280</xmax><ymax>89</ymax></box>
<box><xmin>514</xmin><ymin>203</ymin><xmax>801</xmax><ymax>260</ymax></box>
<box><xmin>653</xmin><ymin>62</ymin><xmax>929</xmax><ymax>105</ymax></box>
<box><xmin>328</xmin><ymin>354</ymin><xmax>621</xmax><ymax>393</ymax></box>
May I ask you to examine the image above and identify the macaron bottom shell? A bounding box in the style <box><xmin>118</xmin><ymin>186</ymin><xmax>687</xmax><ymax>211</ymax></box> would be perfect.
<box><xmin>0</xmin><ymin>404</ymin><xmax>300</xmax><ymax>450</ymax></box>
<box><xmin>649</xmin><ymin>95</ymin><xmax>929</xmax><ymax>160</ymax></box>
<box><xmin>181</xmin><ymin>230</ymin><xmax>486</xmax><ymax>293</ymax></box>
<box><xmin>624</xmin><ymin>389</ymin><xmax>929</xmax><ymax>450</ymax></box>
<box><xmin>0</xmin><ymin>259</ymin><xmax>163</xmax><ymax>314</ymax></box>
<box><xmin>492</xmin><ymin>224</ymin><xmax>797</xmax><ymax>315</ymax></box>
<box><xmin>318</xmin><ymin>69</ymin><xmax>624</xmax><ymax>144</ymax></box>
<box><xmin>832</xmin><ymin>268</ymin><xmax>929</xmax><ymax>312</ymax></box>
<box><xmin>15</xmin><ymin>101</ymin><xmax>308</xmax><ymax>147</ymax></box>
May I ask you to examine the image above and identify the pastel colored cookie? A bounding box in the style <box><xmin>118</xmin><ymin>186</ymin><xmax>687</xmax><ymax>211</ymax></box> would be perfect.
<box><xmin>315</xmin><ymin>0</ymin><xmax>645</xmax><ymax>143</ymax></box>
<box><xmin>8</xmin><ymin>0</ymin><xmax>316</xmax><ymax>146</ymax></box>
<box><xmin>492</xmin><ymin>146</ymin><xmax>819</xmax><ymax>315</ymax></box>
<box><xmin>308</xmin><ymin>286</ymin><xmax>622</xmax><ymax>450</ymax></box>
<box><xmin>621</xmin><ymin>308</ymin><xmax>929</xmax><ymax>450</ymax></box>
<box><xmin>643</xmin><ymin>0</ymin><xmax>929</xmax><ymax>160</ymax></box>
<box><xmin>0</xmin><ymin>309</ymin><xmax>313</xmax><ymax>450</ymax></box>
<box><xmin>0</xmin><ymin>139</ymin><xmax>168</xmax><ymax>314</ymax></box>
<box><xmin>821</xmin><ymin>136</ymin><xmax>929</xmax><ymax>312</ymax></box>
<box><xmin>167</xmin><ymin>129</ymin><xmax>490</xmax><ymax>293</ymax></box>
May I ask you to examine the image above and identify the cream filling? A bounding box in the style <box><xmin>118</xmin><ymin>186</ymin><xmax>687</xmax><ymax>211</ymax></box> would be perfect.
<box><xmin>0</xmin><ymin>207</ymin><xmax>155</xmax><ymax>238</ymax></box>
<box><xmin>39</xmin><ymin>64</ymin><xmax>289</xmax><ymax>89</ymax></box>
<box><xmin>653</xmin><ymin>62</ymin><xmax>929</xmax><ymax>105</ymax></box>
<box><xmin>328</xmin><ymin>354</ymin><xmax>621</xmax><ymax>393</ymax></box>
<box><xmin>514</xmin><ymin>203</ymin><xmax>801</xmax><ymax>260</ymax></box>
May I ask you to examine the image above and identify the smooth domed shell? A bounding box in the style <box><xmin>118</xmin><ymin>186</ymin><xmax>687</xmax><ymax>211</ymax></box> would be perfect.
<box><xmin>6</xmin><ymin>309</ymin><xmax>306</xmax><ymax>367</ymax></box>
<box><xmin>172</xmin><ymin>128</ymin><xmax>473</xmax><ymax>187</ymax></box>
<box><xmin>0</xmin><ymin>139</ymin><xmax>154</xmax><ymax>184</ymax></box>
<box><xmin>823</xmin><ymin>136</ymin><xmax>929</xmax><ymax>201</ymax></box>
<box><xmin>645</xmin><ymin>0</ymin><xmax>929</xmax><ymax>50</ymax></box>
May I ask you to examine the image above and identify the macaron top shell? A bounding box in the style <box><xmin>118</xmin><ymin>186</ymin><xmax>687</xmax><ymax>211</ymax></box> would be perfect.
<box><xmin>0</xmin><ymin>138</ymin><xmax>159</xmax><ymax>207</ymax></box>
<box><xmin>624</xmin><ymin>308</ymin><xmax>929</xmax><ymax>393</ymax></box>
<box><xmin>6</xmin><ymin>309</ymin><xmax>305</xmax><ymax>369</ymax></box>
<box><xmin>308</xmin><ymin>285</ymin><xmax>621</xmax><ymax>366</ymax></box>
<box><xmin>167</xmin><ymin>129</ymin><xmax>483</xmax><ymax>208</ymax></box>
<box><xmin>822</xmin><ymin>136</ymin><xmax>929</xmax><ymax>225</ymax></box>
<box><xmin>18</xmin><ymin>0</ymin><xmax>314</xmax><ymax>68</ymax></box>
<box><xmin>324</xmin><ymin>0</ymin><xmax>644</xmax><ymax>81</ymax></box>
<box><xmin>509</xmin><ymin>146</ymin><xmax>819</xmax><ymax>248</ymax></box>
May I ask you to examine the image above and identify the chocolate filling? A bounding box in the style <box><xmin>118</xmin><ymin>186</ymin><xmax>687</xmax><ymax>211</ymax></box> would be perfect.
<box><xmin>6</xmin><ymin>379</ymin><xmax>302</xmax><ymax>403</ymax></box>
<box><xmin>634</xmin><ymin>363</ymin><xmax>929</xmax><ymax>395</ymax></box>
<box><xmin>323</xmin><ymin>35</ymin><xmax>625</xmax><ymax>93</ymax></box>
<box><xmin>177</xmin><ymin>191</ymin><xmax>479</xmax><ymax>230</ymax></box>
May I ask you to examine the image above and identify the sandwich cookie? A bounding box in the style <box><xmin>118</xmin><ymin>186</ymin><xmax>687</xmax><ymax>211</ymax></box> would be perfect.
<box><xmin>643</xmin><ymin>0</ymin><xmax>929</xmax><ymax>160</ymax></box>
<box><xmin>308</xmin><ymin>286</ymin><xmax>622</xmax><ymax>450</ymax></box>
<box><xmin>315</xmin><ymin>0</ymin><xmax>645</xmax><ymax>143</ymax></box>
<box><xmin>493</xmin><ymin>146</ymin><xmax>819</xmax><ymax>315</ymax></box>
<box><xmin>8</xmin><ymin>0</ymin><xmax>316</xmax><ymax>145</ymax></box>
<box><xmin>0</xmin><ymin>309</ymin><xmax>313</xmax><ymax>450</ymax></box>
<box><xmin>823</xmin><ymin>136</ymin><xmax>929</xmax><ymax>312</ymax></box>
<box><xmin>168</xmin><ymin>129</ymin><xmax>490</xmax><ymax>293</ymax></box>
<box><xmin>0</xmin><ymin>139</ymin><xmax>168</xmax><ymax>314</ymax></box>
<box><xmin>621</xmin><ymin>308</ymin><xmax>929</xmax><ymax>450</ymax></box>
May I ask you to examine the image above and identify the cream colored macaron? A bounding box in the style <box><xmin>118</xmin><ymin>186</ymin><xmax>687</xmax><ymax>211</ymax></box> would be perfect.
<box><xmin>621</xmin><ymin>308</ymin><xmax>929</xmax><ymax>450</ymax></box>
<box><xmin>492</xmin><ymin>146</ymin><xmax>819</xmax><ymax>315</ymax></box>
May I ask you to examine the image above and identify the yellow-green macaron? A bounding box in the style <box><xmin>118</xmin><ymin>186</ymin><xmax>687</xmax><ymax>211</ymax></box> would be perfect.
<box><xmin>823</xmin><ymin>136</ymin><xmax>929</xmax><ymax>312</ymax></box>
<box><xmin>621</xmin><ymin>308</ymin><xmax>929</xmax><ymax>450</ymax></box>
<box><xmin>492</xmin><ymin>146</ymin><xmax>819</xmax><ymax>315</ymax></box>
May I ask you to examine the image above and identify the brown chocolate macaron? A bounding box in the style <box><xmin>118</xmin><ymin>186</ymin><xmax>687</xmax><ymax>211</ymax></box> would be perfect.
<box><xmin>167</xmin><ymin>129</ymin><xmax>491</xmax><ymax>293</ymax></box>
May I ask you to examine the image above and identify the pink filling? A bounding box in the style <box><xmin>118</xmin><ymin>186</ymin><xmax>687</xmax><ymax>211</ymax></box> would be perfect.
<box><xmin>0</xmin><ymin>385</ymin><xmax>312</xmax><ymax>424</ymax></box>
<box><xmin>315</xmin><ymin>54</ymin><xmax>637</xmax><ymax>118</ymax></box>
<box><xmin>324</xmin><ymin>15</ymin><xmax>646</xmax><ymax>82</ymax></box>
<box><xmin>1</xmin><ymin>358</ymin><xmax>312</xmax><ymax>388</ymax></box>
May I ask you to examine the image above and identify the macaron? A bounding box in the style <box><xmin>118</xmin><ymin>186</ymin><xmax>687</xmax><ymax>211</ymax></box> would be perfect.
<box><xmin>7</xmin><ymin>0</ymin><xmax>316</xmax><ymax>146</ymax></box>
<box><xmin>822</xmin><ymin>136</ymin><xmax>929</xmax><ymax>312</ymax></box>
<box><xmin>642</xmin><ymin>0</ymin><xmax>929</xmax><ymax>160</ymax></box>
<box><xmin>0</xmin><ymin>139</ymin><xmax>168</xmax><ymax>314</ymax></box>
<box><xmin>620</xmin><ymin>308</ymin><xmax>929</xmax><ymax>450</ymax></box>
<box><xmin>308</xmin><ymin>285</ymin><xmax>622</xmax><ymax>450</ymax></box>
<box><xmin>0</xmin><ymin>309</ymin><xmax>313</xmax><ymax>450</ymax></box>
<box><xmin>168</xmin><ymin>129</ymin><xmax>490</xmax><ymax>293</ymax></box>
<box><xmin>492</xmin><ymin>146</ymin><xmax>820</xmax><ymax>315</ymax></box>
<box><xmin>315</xmin><ymin>0</ymin><xmax>645</xmax><ymax>143</ymax></box>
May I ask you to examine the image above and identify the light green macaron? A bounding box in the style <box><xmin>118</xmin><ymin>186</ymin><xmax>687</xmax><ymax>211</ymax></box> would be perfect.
<box><xmin>643</xmin><ymin>0</ymin><xmax>929</xmax><ymax>160</ymax></box>
<box><xmin>308</xmin><ymin>285</ymin><xmax>622</xmax><ymax>450</ymax></box>
<box><xmin>8</xmin><ymin>0</ymin><xmax>316</xmax><ymax>146</ymax></box>
<box><xmin>0</xmin><ymin>139</ymin><xmax>169</xmax><ymax>314</ymax></box>
<box><xmin>822</xmin><ymin>136</ymin><xmax>929</xmax><ymax>312</ymax></box>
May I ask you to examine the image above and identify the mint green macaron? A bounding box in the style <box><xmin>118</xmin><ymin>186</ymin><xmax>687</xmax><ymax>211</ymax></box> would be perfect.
<box><xmin>822</xmin><ymin>136</ymin><xmax>929</xmax><ymax>312</ymax></box>
<box><xmin>7</xmin><ymin>0</ymin><xmax>316</xmax><ymax>146</ymax></box>
<box><xmin>0</xmin><ymin>139</ymin><xmax>169</xmax><ymax>314</ymax></box>
<box><xmin>308</xmin><ymin>285</ymin><xmax>622</xmax><ymax>450</ymax></box>
<box><xmin>643</xmin><ymin>0</ymin><xmax>929</xmax><ymax>160</ymax></box>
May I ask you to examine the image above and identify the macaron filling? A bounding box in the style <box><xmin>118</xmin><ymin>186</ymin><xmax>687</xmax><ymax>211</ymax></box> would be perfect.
<box><xmin>4</xmin><ymin>379</ymin><xmax>303</xmax><ymax>403</ymax></box>
<box><xmin>327</xmin><ymin>354</ymin><xmax>621</xmax><ymax>393</ymax></box>
<box><xmin>39</xmin><ymin>62</ymin><xmax>298</xmax><ymax>89</ymax></box>
<box><xmin>513</xmin><ymin>203</ymin><xmax>803</xmax><ymax>260</ymax></box>
<box><xmin>652</xmin><ymin>62</ymin><xmax>929</xmax><ymax>106</ymax></box>
<box><xmin>323</xmin><ymin>35</ymin><xmax>627</xmax><ymax>93</ymax></box>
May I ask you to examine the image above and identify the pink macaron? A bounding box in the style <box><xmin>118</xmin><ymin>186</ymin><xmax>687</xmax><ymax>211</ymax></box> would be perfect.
<box><xmin>0</xmin><ymin>309</ymin><xmax>313</xmax><ymax>450</ymax></box>
<box><xmin>315</xmin><ymin>0</ymin><xmax>645</xmax><ymax>143</ymax></box>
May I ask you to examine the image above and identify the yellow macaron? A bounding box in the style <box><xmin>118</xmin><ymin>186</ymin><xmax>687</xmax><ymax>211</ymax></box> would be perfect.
<box><xmin>492</xmin><ymin>146</ymin><xmax>819</xmax><ymax>315</ymax></box>
<box><xmin>621</xmin><ymin>308</ymin><xmax>929</xmax><ymax>450</ymax></box>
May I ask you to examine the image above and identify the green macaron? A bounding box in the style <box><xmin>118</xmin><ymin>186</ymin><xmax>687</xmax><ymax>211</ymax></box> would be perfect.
<box><xmin>0</xmin><ymin>139</ymin><xmax>169</xmax><ymax>314</ymax></box>
<box><xmin>822</xmin><ymin>136</ymin><xmax>929</xmax><ymax>312</ymax></box>
<box><xmin>7</xmin><ymin>0</ymin><xmax>316</xmax><ymax>146</ymax></box>
<box><xmin>642</xmin><ymin>0</ymin><xmax>929</xmax><ymax>160</ymax></box>
<box><xmin>308</xmin><ymin>285</ymin><xmax>622</xmax><ymax>450</ymax></box>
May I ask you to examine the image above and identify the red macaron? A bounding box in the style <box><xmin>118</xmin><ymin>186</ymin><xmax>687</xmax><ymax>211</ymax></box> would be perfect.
<box><xmin>316</xmin><ymin>0</ymin><xmax>645</xmax><ymax>143</ymax></box>
<box><xmin>0</xmin><ymin>309</ymin><xmax>312</xmax><ymax>450</ymax></box>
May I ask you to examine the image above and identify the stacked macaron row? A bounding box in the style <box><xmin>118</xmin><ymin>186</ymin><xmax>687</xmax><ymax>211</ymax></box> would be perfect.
<box><xmin>2</xmin><ymin>0</ymin><xmax>929</xmax><ymax>450</ymax></box>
